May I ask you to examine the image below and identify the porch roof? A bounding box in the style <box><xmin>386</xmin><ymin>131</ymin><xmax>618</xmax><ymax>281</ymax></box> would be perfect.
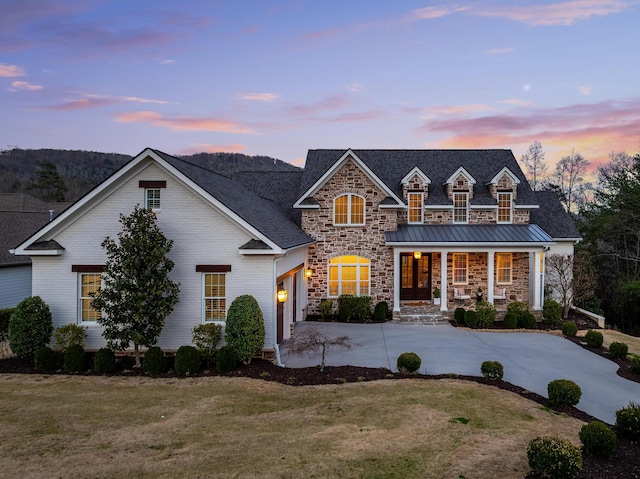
<box><xmin>385</xmin><ymin>224</ymin><xmax>554</xmax><ymax>247</ymax></box>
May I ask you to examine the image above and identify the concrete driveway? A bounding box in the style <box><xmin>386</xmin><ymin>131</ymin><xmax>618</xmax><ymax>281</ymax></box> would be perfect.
<box><xmin>280</xmin><ymin>321</ymin><xmax>640</xmax><ymax>424</ymax></box>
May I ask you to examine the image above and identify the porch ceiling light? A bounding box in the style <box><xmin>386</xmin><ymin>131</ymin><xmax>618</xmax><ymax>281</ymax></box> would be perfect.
<box><xmin>413</xmin><ymin>251</ymin><xmax>422</xmax><ymax>260</ymax></box>
<box><xmin>304</xmin><ymin>268</ymin><xmax>313</xmax><ymax>278</ymax></box>
<box><xmin>277</xmin><ymin>289</ymin><xmax>288</xmax><ymax>303</ymax></box>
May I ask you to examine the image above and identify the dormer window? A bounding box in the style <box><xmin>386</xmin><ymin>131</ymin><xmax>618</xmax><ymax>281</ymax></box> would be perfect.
<box><xmin>408</xmin><ymin>192</ymin><xmax>423</xmax><ymax>224</ymax></box>
<box><xmin>497</xmin><ymin>192</ymin><xmax>512</xmax><ymax>223</ymax></box>
<box><xmin>334</xmin><ymin>193</ymin><xmax>364</xmax><ymax>226</ymax></box>
<box><xmin>453</xmin><ymin>192</ymin><xmax>468</xmax><ymax>224</ymax></box>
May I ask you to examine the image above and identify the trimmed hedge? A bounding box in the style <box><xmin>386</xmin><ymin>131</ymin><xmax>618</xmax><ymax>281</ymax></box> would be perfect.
<box><xmin>503</xmin><ymin>312</ymin><xmax>518</xmax><ymax>329</ymax></box>
<box><xmin>547</xmin><ymin>379</ymin><xmax>582</xmax><ymax>407</ymax></box>
<box><xmin>8</xmin><ymin>296</ymin><xmax>53</xmax><ymax>359</ymax></box>
<box><xmin>226</xmin><ymin>294</ymin><xmax>265</xmax><ymax>364</ymax></box>
<box><xmin>475</xmin><ymin>301</ymin><xmax>496</xmax><ymax>327</ymax></box>
<box><xmin>53</xmin><ymin>324</ymin><xmax>87</xmax><ymax>352</ymax></box>
<box><xmin>480</xmin><ymin>360</ymin><xmax>504</xmax><ymax>380</ymax></box>
<box><xmin>373</xmin><ymin>301</ymin><xmax>388</xmax><ymax>322</ymax></box>
<box><xmin>397</xmin><ymin>352</ymin><xmax>421</xmax><ymax>374</ymax></box>
<box><xmin>463</xmin><ymin>310</ymin><xmax>478</xmax><ymax>328</ymax></box>
<box><xmin>631</xmin><ymin>356</ymin><xmax>640</xmax><ymax>374</ymax></box>
<box><xmin>609</xmin><ymin>342</ymin><xmax>628</xmax><ymax>360</ymax></box>
<box><xmin>454</xmin><ymin>307</ymin><xmax>466</xmax><ymax>324</ymax></box>
<box><xmin>579</xmin><ymin>421</ymin><xmax>617</xmax><ymax>458</ymax></box>
<box><xmin>318</xmin><ymin>300</ymin><xmax>333</xmax><ymax>319</ymax></box>
<box><xmin>562</xmin><ymin>321</ymin><xmax>578</xmax><ymax>337</ymax></box>
<box><xmin>615</xmin><ymin>402</ymin><xmax>640</xmax><ymax>440</ymax></box>
<box><xmin>34</xmin><ymin>346</ymin><xmax>58</xmax><ymax>372</ymax></box>
<box><xmin>143</xmin><ymin>346</ymin><xmax>166</xmax><ymax>375</ymax></box>
<box><xmin>0</xmin><ymin>308</ymin><xmax>15</xmax><ymax>334</ymax></box>
<box><xmin>585</xmin><ymin>330</ymin><xmax>603</xmax><ymax>348</ymax></box>
<box><xmin>543</xmin><ymin>299</ymin><xmax>563</xmax><ymax>325</ymax></box>
<box><xmin>527</xmin><ymin>436</ymin><xmax>582</xmax><ymax>479</ymax></box>
<box><xmin>63</xmin><ymin>344</ymin><xmax>86</xmax><ymax>372</ymax></box>
<box><xmin>518</xmin><ymin>311</ymin><xmax>537</xmax><ymax>329</ymax></box>
<box><xmin>94</xmin><ymin>348</ymin><xmax>116</xmax><ymax>374</ymax></box>
<box><xmin>337</xmin><ymin>295</ymin><xmax>371</xmax><ymax>322</ymax></box>
<box><xmin>175</xmin><ymin>345</ymin><xmax>201</xmax><ymax>376</ymax></box>
<box><xmin>192</xmin><ymin>323</ymin><xmax>223</xmax><ymax>367</ymax></box>
<box><xmin>216</xmin><ymin>345</ymin><xmax>238</xmax><ymax>374</ymax></box>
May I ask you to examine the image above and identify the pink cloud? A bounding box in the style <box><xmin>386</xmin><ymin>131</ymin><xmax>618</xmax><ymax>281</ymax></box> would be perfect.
<box><xmin>285</xmin><ymin>95</ymin><xmax>350</xmax><ymax>117</ymax></box>
<box><xmin>422</xmin><ymin>104</ymin><xmax>494</xmax><ymax>118</ymax></box>
<box><xmin>9</xmin><ymin>80</ymin><xmax>43</xmax><ymax>91</ymax></box>
<box><xmin>115</xmin><ymin>111</ymin><xmax>255</xmax><ymax>134</ymax></box>
<box><xmin>407</xmin><ymin>6</ymin><xmax>469</xmax><ymax>21</ymax></box>
<box><xmin>181</xmin><ymin>144</ymin><xmax>247</xmax><ymax>154</ymax></box>
<box><xmin>41</xmin><ymin>93</ymin><xmax>174</xmax><ymax>111</ymax></box>
<box><xmin>0</xmin><ymin>63</ymin><xmax>25</xmax><ymax>77</ymax></box>
<box><xmin>239</xmin><ymin>93</ymin><xmax>280</xmax><ymax>102</ymax></box>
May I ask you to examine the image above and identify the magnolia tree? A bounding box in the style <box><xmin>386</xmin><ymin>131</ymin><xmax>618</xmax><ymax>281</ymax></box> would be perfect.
<box><xmin>91</xmin><ymin>205</ymin><xmax>180</xmax><ymax>367</ymax></box>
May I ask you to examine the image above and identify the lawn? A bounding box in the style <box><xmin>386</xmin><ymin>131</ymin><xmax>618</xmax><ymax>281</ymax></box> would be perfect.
<box><xmin>0</xmin><ymin>374</ymin><xmax>583</xmax><ymax>479</ymax></box>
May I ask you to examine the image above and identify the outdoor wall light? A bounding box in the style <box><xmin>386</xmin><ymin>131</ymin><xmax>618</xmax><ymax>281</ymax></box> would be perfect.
<box><xmin>304</xmin><ymin>268</ymin><xmax>313</xmax><ymax>278</ymax></box>
<box><xmin>413</xmin><ymin>251</ymin><xmax>422</xmax><ymax>260</ymax></box>
<box><xmin>277</xmin><ymin>289</ymin><xmax>288</xmax><ymax>303</ymax></box>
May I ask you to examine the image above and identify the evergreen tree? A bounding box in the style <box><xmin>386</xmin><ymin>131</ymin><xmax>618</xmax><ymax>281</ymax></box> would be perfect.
<box><xmin>91</xmin><ymin>205</ymin><xmax>180</xmax><ymax>367</ymax></box>
<box><xmin>29</xmin><ymin>161</ymin><xmax>67</xmax><ymax>201</ymax></box>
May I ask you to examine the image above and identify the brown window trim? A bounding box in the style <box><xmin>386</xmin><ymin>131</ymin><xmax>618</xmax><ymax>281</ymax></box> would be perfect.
<box><xmin>72</xmin><ymin>265</ymin><xmax>104</xmax><ymax>273</ymax></box>
<box><xmin>196</xmin><ymin>265</ymin><xmax>232</xmax><ymax>273</ymax></box>
<box><xmin>277</xmin><ymin>263</ymin><xmax>304</xmax><ymax>283</ymax></box>
<box><xmin>139</xmin><ymin>181</ymin><xmax>167</xmax><ymax>189</ymax></box>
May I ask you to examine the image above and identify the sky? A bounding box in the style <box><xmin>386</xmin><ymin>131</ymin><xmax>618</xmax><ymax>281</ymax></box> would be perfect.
<box><xmin>1</xmin><ymin>0</ymin><xmax>639</xmax><ymax>169</ymax></box>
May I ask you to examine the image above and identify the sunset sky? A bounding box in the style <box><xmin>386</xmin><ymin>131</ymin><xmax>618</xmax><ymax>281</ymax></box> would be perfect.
<box><xmin>1</xmin><ymin>0</ymin><xmax>639</xmax><ymax>169</ymax></box>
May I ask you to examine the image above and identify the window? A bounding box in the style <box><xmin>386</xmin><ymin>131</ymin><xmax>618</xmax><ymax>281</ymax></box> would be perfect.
<box><xmin>328</xmin><ymin>255</ymin><xmax>370</xmax><ymax>297</ymax></box>
<box><xmin>203</xmin><ymin>273</ymin><xmax>226</xmax><ymax>322</ymax></box>
<box><xmin>453</xmin><ymin>193</ymin><xmax>468</xmax><ymax>223</ymax></box>
<box><xmin>408</xmin><ymin>192</ymin><xmax>423</xmax><ymax>224</ymax></box>
<box><xmin>496</xmin><ymin>253</ymin><xmax>512</xmax><ymax>284</ymax></box>
<box><xmin>145</xmin><ymin>188</ymin><xmax>161</xmax><ymax>210</ymax></box>
<box><xmin>334</xmin><ymin>194</ymin><xmax>364</xmax><ymax>225</ymax></box>
<box><xmin>497</xmin><ymin>192</ymin><xmax>512</xmax><ymax>223</ymax></box>
<box><xmin>452</xmin><ymin>253</ymin><xmax>468</xmax><ymax>284</ymax></box>
<box><xmin>79</xmin><ymin>273</ymin><xmax>101</xmax><ymax>323</ymax></box>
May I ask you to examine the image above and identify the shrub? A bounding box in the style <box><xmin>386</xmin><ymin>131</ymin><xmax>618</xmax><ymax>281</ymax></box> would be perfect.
<box><xmin>579</xmin><ymin>421</ymin><xmax>617</xmax><ymax>458</ymax></box>
<box><xmin>503</xmin><ymin>312</ymin><xmax>518</xmax><ymax>329</ymax></box>
<box><xmin>53</xmin><ymin>324</ymin><xmax>87</xmax><ymax>352</ymax></box>
<box><xmin>562</xmin><ymin>321</ymin><xmax>578</xmax><ymax>337</ymax></box>
<box><xmin>8</xmin><ymin>296</ymin><xmax>53</xmax><ymax>359</ymax></box>
<box><xmin>373</xmin><ymin>301</ymin><xmax>388</xmax><ymax>322</ymax></box>
<box><xmin>480</xmin><ymin>360</ymin><xmax>504</xmax><ymax>380</ymax></box>
<box><xmin>225</xmin><ymin>294</ymin><xmax>265</xmax><ymax>364</ymax></box>
<box><xmin>175</xmin><ymin>345</ymin><xmax>201</xmax><ymax>376</ymax></box>
<box><xmin>475</xmin><ymin>301</ymin><xmax>496</xmax><ymax>327</ymax></box>
<box><xmin>518</xmin><ymin>311</ymin><xmax>537</xmax><ymax>329</ymax></box>
<box><xmin>0</xmin><ymin>308</ymin><xmax>15</xmax><ymax>334</ymax></box>
<box><xmin>397</xmin><ymin>352</ymin><xmax>421</xmax><ymax>374</ymax></box>
<box><xmin>609</xmin><ymin>341</ymin><xmax>628</xmax><ymax>360</ymax></box>
<box><xmin>143</xmin><ymin>346</ymin><xmax>166</xmax><ymax>375</ymax></box>
<box><xmin>94</xmin><ymin>348</ymin><xmax>116</xmax><ymax>374</ymax></box>
<box><xmin>353</xmin><ymin>296</ymin><xmax>372</xmax><ymax>322</ymax></box>
<box><xmin>527</xmin><ymin>436</ymin><xmax>582</xmax><ymax>479</ymax></box>
<box><xmin>463</xmin><ymin>310</ymin><xmax>478</xmax><ymax>328</ymax></box>
<box><xmin>454</xmin><ymin>307</ymin><xmax>466</xmax><ymax>324</ymax></box>
<box><xmin>318</xmin><ymin>300</ymin><xmax>333</xmax><ymax>319</ymax></box>
<box><xmin>631</xmin><ymin>356</ymin><xmax>640</xmax><ymax>374</ymax></box>
<box><xmin>338</xmin><ymin>294</ymin><xmax>356</xmax><ymax>322</ymax></box>
<box><xmin>34</xmin><ymin>346</ymin><xmax>58</xmax><ymax>372</ymax></box>
<box><xmin>585</xmin><ymin>330</ymin><xmax>603</xmax><ymax>348</ymax></box>
<box><xmin>192</xmin><ymin>323</ymin><xmax>223</xmax><ymax>366</ymax></box>
<box><xmin>547</xmin><ymin>379</ymin><xmax>582</xmax><ymax>407</ymax></box>
<box><xmin>63</xmin><ymin>344</ymin><xmax>86</xmax><ymax>372</ymax></box>
<box><xmin>216</xmin><ymin>345</ymin><xmax>238</xmax><ymax>374</ymax></box>
<box><xmin>615</xmin><ymin>402</ymin><xmax>640</xmax><ymax>440</ymax></box>
<box><xmin>543</xmin><ymin>299</ymin><xmax>563</xmax><ymax>325</ymax></box>
<box><xmin>506</xmin><ymin>301</ymin><xmax>529</xmax><ymax>318</ymax></box>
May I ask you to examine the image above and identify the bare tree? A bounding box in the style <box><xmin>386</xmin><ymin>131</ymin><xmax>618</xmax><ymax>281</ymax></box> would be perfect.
<box><xmin>551</xmin><ymin>149</ymin><xmax>590</xmax><ymax>213</ymax></box>
<box><xmin>286</xmin><ymin>325</ymin><xmax>356</xmax><ymax>371</ymax></box>
<box><xmin>520</xmin><ymin>141</ymin><xmax>548</xmax><ymax>191</ymax></box>
<box><xmin>546</xmin><ymin>252</ymin><xmax>596</xmax><ymax>318</ymax></box>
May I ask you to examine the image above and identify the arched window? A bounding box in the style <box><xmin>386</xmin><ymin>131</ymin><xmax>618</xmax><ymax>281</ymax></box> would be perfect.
<box><xmin>334</xmin><ymin>194</ymin><xmax>364</xmax><ymax>225</ymax></box>
<box><xmin>328</xmin><ymin>255</ymin><xmax>370</xmax><ymax>297</ymax></box>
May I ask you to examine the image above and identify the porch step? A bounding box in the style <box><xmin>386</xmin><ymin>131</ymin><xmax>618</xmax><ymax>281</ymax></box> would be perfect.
<box><xmin>393</xmin><ymin>304</ymin><xmax>450</xmax><ymax>326</ymax></box>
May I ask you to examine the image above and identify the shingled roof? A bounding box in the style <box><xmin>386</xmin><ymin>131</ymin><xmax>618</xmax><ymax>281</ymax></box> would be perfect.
<box><xmin>530</xmin><ymin>190</ymin><xmax>582</xmax><ymax>240</ymax></box>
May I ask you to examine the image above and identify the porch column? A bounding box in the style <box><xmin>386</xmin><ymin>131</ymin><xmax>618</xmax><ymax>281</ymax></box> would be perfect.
<box><xmin>440</xmin><ymin>251</ymin><xmax>448</xmax><ymax>312</ymax></box>
<box><xmin>532</xmin><ymin>251</ymin><xmax>544</xmax><ymax>310</ymax></box>
<box><xmin>487</xmin><ymin>250</ymin><xmax>495</xmax><ymax>303</ymax></box>
<box><xmin>393</xmin><ymin>249</ymin><xmax>401</xmax><ymax>312</ymax></box>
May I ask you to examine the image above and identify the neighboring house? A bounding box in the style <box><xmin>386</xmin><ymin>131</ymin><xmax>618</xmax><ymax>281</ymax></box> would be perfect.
<box><xmin>14</xmin><ymin>147</ymin><xmax>580</xmax><ymax>358</ymax></box>
<box><xmin>0</xmin><ymin>194</ymin><xmax>68</xmax><ymax>309</ymax></box>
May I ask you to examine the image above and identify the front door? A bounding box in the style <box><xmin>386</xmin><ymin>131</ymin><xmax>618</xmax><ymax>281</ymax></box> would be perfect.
<box><xmin>400</xmin><ymin>253</ymin><xmax>431</xmax><ymax>300</ymax></box>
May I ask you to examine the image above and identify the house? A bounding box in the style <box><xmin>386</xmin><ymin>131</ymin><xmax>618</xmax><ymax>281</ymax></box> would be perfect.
<box><xmin>13</xmin><ymin>147</ymin><xmax>579</xmax><ymax>359</ymax></box>
<box><xmin>0</xmin><ymin>194</ymin><xmax>68</xmax><ymax>309</ymax></box>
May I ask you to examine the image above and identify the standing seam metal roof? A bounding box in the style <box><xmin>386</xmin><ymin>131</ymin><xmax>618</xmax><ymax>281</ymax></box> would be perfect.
<box><xmin>385</xmin><ymin>224</ymin><xmax>554</xmax><ymax>244</ymax></box>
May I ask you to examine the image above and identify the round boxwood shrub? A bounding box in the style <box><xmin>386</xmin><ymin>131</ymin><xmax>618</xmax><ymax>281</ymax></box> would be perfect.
<box><xmin>373</xmin><ymin>301</ymin><xmax>388</xmax><ymax>322</ymax></box>
<box><xmin>503</xmin><ymin>312</ymin><xmax>518</xmax><ymax>329</ymax></box>
<box><xmin>561</xmin><ymin>321</ymin><xmax>578</xmax><ymax>337</ymax></box>
<box><xmin>585</xmin><ymin>330</ymin><xmax>603</xmax><ymax>348</ymax></box>
<box><xmin>143</xmin><ymin>346</ymin><xmax>166</xmax><ymax>375</ymax></box>
<box><xmin>318</xmin><ymin>300</ymin><xmax>333</xmax><ymax>320</ymax></box>
<box><xmin>454</xmin><ymin>307</ymin><xmax>466</xmax><ymax>324</ymax></box>
<box><xmin>579</xmin><ymin>421</ymin><xmax>617</xmax><ymax>458</ymax></box>
<box><xmin>527</xmin><ymin>436</ymin><xmax>582</xmax><ymax>479</ymax></box>
<box><xmin>93</xmin><ymin>348</ymin><xmax>116</xmax><ymax>374</ymax></box>
<box><xmin>518</xmin><ymin>311</ymin><xmax>537</xmax><ymax>329</ymax></box>
<box><xmin>175</xmin><ymin>345</ymin><xmax>201</xmax><ymax>376</ymax></box>
<box><xmin>475</xmin><ymin>301</ymin><xmax>496</xmax><ymax>327</ymax></box>
<box><xmin>547</xmin><ymin>379</ymin><xmax>582</xmax><ymax>407</ymax></box>
<box><xmin>397</xmin><ymin>352</ymin><xmax>421</xmax><ymax>374</ymax></box>
<box><xmin>631</xmin><ymin>356</ymin><xmax>640</xmax><ymax>375</ymax></box>
<box><xmin>34</xmin><ymin>346</ymin><xmax>58</xmax><ymax>372</ymax></box>
<box><xmin>63</xmin><ymin>344</ymin><xmax>86</xmax><ymax>372</ymax></box>
<box><xmin>609</xmin><ymin>341</ymin><xmax>628</xmax><ymax>360</ymax></box>
<box><xmin>480</xmin><ymin>360</ymin><xmax>504</xmax><ymax>380</ymax></box>
<box><xmin>8</xmin><ymin>296</ymin><xmax>53</xmax><ymax>360</ymax></box>
<box><xmin>191</xmin><ymin>323</ymin><xmax>223</xmax><ymax>367</ymax></box>
<box><xmin>615</xmin><ymin>402</ymin><xmax>640</xmax><ymax>440</ymax></box>
<box><xmin>53</xmin><ymin>324</ymin><xmax>87</xmax><ymax>352</ymax></box>
<box><xmin>463</xmin><ymin>310</ymin><xmax>478</xmax><ymax>328</ymax></box>
<box><xmin>225</xmin><ymin>294</ymin><xmax>265</xmax><ymax>364</ymax></box>
<box><xmin>543</xmin><ymin>299</ymin><xmax>563</xmax><ymax>325</ymax></box>
<box><xmin>216</xmin><ymin>345</ymin><xmax>238</xmax><ymax>374</ymax></box>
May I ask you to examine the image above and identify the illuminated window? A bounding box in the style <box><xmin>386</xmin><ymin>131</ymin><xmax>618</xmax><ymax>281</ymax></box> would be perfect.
<box><xmin>203</xmin><ymin>273</ymin><xmax>226</xmax><ymax>322</ymax></box>
<box><xmin>334</xmin><ymin>194</ymin><xmax>364</xmax><ymax>225</ymax></box>
<box><xmin>79</xmin><ymin>273</ymin><xmax>101</xmax><ymax>323</ymax></box>
<box><xmin>145</xmin><ymin>188</ymin><xmax>161</xmax><ymax>210</ymax></box>
<box><xmin>408</xmin><ymin>192</ymin><xmax>423</xmax><ymax>224</ymax></box>
<box><xmin>328</xmin><ymin>256</ymin><xmax>370</xmax><ymax>297</ymax></box>
<box><xmin>496</xmin><ymin>253</ymin><xmax>512</xmax><ymax>284</ymax></box>
<box><xmin>453</xmin><ymin>193</ymin><xmax>468</xmax><ymax>224</ymax></box>
<box><xmin>452</xmin><ymin>253</ymin><xmax>468</xmax><ymax>284</ymax></box>
<box><xmin>497</xmin><ymin>192</ymin><xmax>512</xmax><ymax>223</ymax></box>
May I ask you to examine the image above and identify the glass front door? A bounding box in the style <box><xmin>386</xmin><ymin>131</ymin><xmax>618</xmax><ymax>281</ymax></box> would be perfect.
<box><xmin>400</xmin><ymin>253</ymin><xmax>431</xmax><ymax>300</ymax></box>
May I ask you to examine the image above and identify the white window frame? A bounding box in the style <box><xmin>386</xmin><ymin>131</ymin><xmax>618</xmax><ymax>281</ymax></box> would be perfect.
<box><xmin>145</xmin><ymin>188</ymin><xmax>161</xmax><ymax>211</ymax></box>
<box><xmin>407</xmin><ymin>192</ymin><xmax>423</xmax><ymax>224</ymax></box>
<box><xmin>497</xmin><ymin>192</ymin><xmax>512</xmax><ymax>224</ymax></box>
<box><xmin>333</xmin><ymin>193</ymin><xmax>365</xmax><ymax>226</ymax></box>
<box><xmin>452</xmin><ymin>253</ymin><xmax>468</xmax><ymax>285</ymax></box>
<box><xmin>453</xmin><ymin>192</ymin><xmax>468</xmax><ymax>224</ymax></box>
<box><xmin>496</xmin><ymin>253</ymin><xmax>513</xmax><ymax>284</ymax></box>
<box><xmin>78</xmin><ymin>273</ymin><xmax>102</xmax><ymax>324</ymax></box>
<box><xmin>328</xmin><ymin>256</ymin><xmax>370</xmax><ymax>298</ymax></box>
<box><xmin>202</xmin><ymin>273</ymin><xmax>226</xmax><ymax>323</ymax></box>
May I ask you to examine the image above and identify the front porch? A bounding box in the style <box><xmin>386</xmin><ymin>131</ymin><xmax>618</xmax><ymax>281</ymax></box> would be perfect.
<box><xmin>393</xmin><ymin>300</ymin><xmax>537</xmax><ymax>323</ymax></box>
